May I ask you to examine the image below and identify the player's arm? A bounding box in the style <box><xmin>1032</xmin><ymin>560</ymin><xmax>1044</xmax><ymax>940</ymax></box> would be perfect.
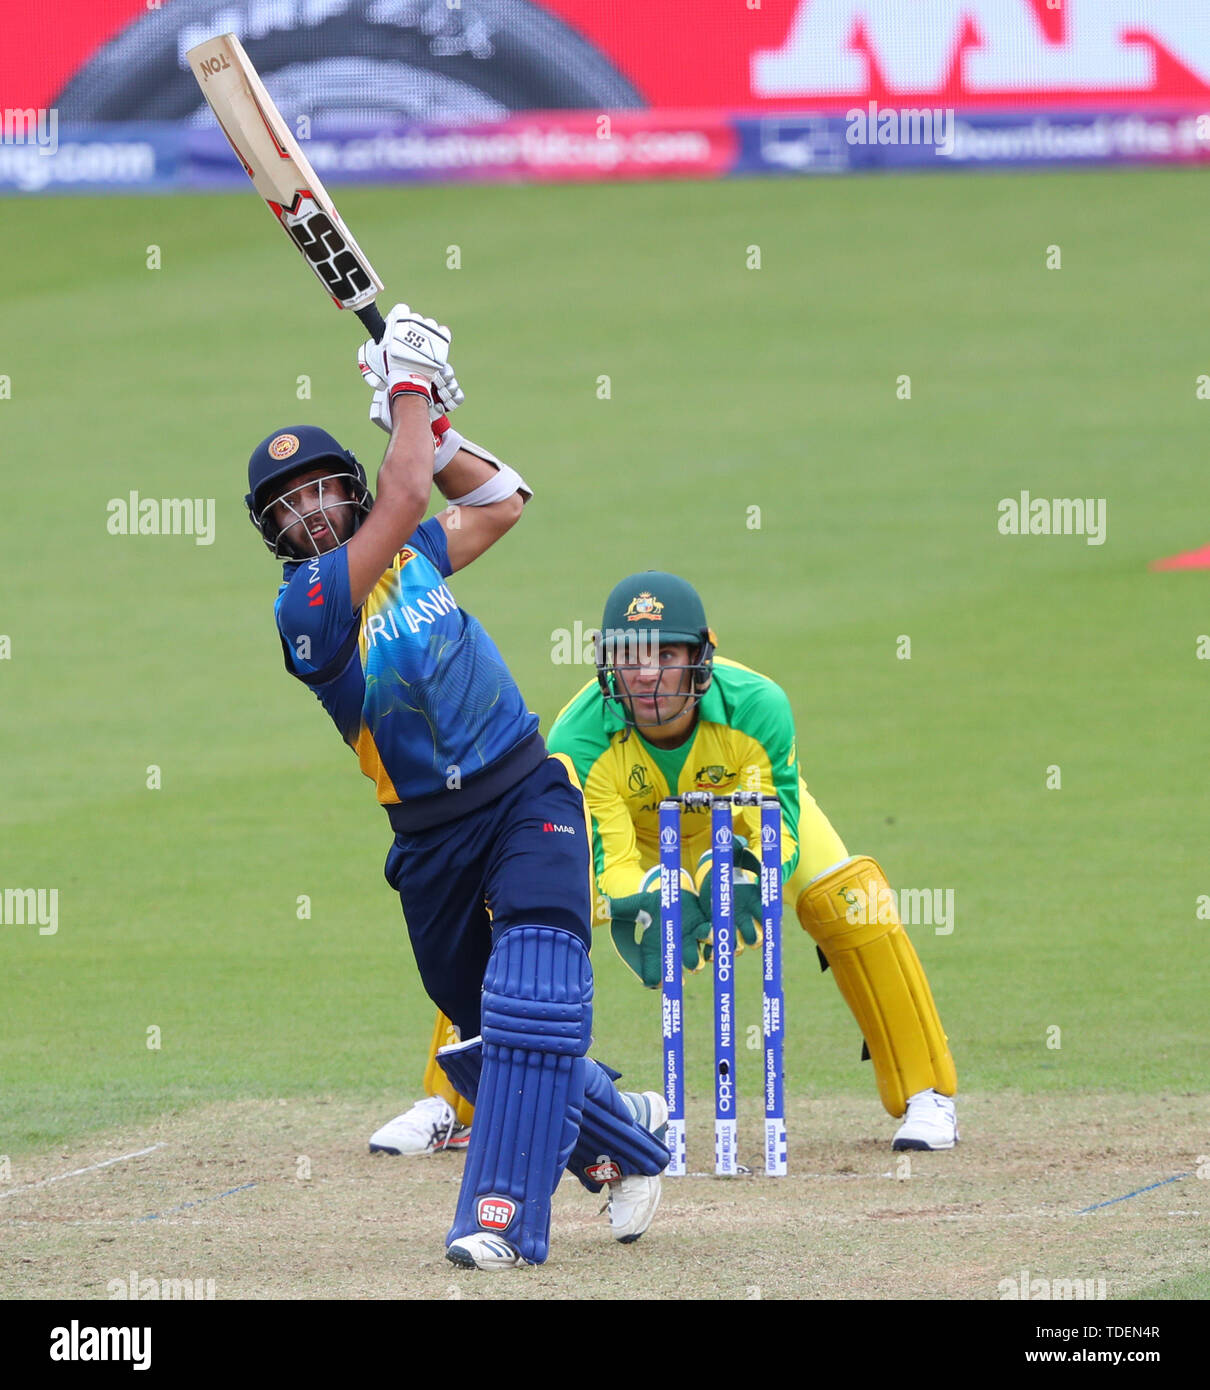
<box><xmin>583</xmin><ymin>769</ymin><xmax>649</xmax><ymax>902</ymax></box>
<box><xmin>349</xmin><ymin>305</ymin><xmax>454</xmax><ymax>605</ymax></box>
<box><xmin>547</xmin><ymin>709</ymin><xmax>646</xmax><ymax>901</ymax></box>
<box><xmin>737</xmin><ymin>684</ymin><xmax>802</xmax><ymax>883</ymax></box>
<box><xmin>431</xmin><ymin>435</ymin><xmax>528</xmax><ymax>575</ymax></box>
<box><xmin>358</xmin><ymin>312</ymin><xmax>530</xmax><ymax>577</ymax></box>
<box><xmin>346</xmin><ymin>394</ymin><xmax>434</xmax><ymax>607</ymax></box>
<box><xmin>583</xmin><ymin>764</ymin><xmax>711</xmax><ymax>981</ymax></box>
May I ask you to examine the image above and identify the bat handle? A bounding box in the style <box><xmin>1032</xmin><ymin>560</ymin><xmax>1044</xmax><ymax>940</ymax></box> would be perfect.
<box><xmin>355</xmin><ymin>302</ymin><xmax>387</xmax><ymax>342</ymax></box>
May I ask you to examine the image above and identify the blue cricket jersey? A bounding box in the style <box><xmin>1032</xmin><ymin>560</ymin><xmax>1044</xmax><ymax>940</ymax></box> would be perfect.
<box><xmin>274</xmin><ymin>518</ymin><xmax>544</xmax><ymax>829</ymax></box>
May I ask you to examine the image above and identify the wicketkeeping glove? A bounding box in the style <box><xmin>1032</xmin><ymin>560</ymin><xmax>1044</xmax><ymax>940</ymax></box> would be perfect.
<box><xmin>696</xmin><ymin>836</ymin><xmax>765</xmax><ymax>955</ymax></box>
<box><xmin>608</xmin><ymin>879</ymin><xmax>712</xmax><ymax>988</ymax></box>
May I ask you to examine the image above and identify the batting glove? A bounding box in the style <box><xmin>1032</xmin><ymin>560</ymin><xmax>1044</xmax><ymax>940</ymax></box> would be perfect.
<box><xmin>358</xmin><ymin>302</ymin><xmax>452</xmax><ymax>411</ymax></box>
<box><xmin>430</xmin><ymin>361</ymin><xmax>465</xmax><ymax>418</ymax></box>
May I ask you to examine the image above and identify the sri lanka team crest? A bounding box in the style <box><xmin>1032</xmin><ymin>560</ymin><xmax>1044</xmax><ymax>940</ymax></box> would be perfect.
<box><xmin>268</xmin><ymin>433</ymin><xmax>300</xmax><ymax>459</ymax></box>
<box><xmin>625</xmin><ymin>592</ymin><xmax>664</xmax><ymax>622</ymax></box>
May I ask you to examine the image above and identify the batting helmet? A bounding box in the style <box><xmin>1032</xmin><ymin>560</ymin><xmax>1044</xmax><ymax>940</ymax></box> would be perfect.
<box><xmin>245</xmin><ymin>425</ymin><xmax>371</xmax><ymax>558</ymax></box>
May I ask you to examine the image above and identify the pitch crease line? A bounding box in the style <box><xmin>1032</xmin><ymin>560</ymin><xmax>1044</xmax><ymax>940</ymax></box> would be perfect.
<box><xmin>140</xmin><ymin>1181</ymin><xmax>259</xmax><ymax>1221</ymax></box>
<box><xmin>1077</xmin><ymin>1172</ymin><xmax>1192</xmax><ymax>1214</ymax></box>
<box><xmin>0</xmin><ymin>1144</ymin><xmax>165</xmax><ymax>1200</ymax></box>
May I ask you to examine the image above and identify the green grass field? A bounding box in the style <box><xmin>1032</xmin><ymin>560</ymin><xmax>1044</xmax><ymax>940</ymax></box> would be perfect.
<box><xmin>2</xmin><ymin>168</ymin><xmax>1207</xmax><ymax>1298</ymax></box>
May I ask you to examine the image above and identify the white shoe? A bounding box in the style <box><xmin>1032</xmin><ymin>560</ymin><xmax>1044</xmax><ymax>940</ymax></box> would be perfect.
<box><xmin>892</xmin><ymin>1089</ymin><xmax>958</xmax><ymax>1151</ymax></box>
<box><xmin>369</xmin><ymin>1096</ymin><xmax>470</xmax><ymax>1155</ymax></box>
<box><xmin>607</xmin><ymin>1173</ymin><xmax>662</xmax><ymax>1243</ymax></box>
<box><xmin>606</xmin><ymin>1090</ymin><xmax>667</xmax><ymax>1243</ymax></box>
<box><xmin>446</xmin><ymin>1233</ymin><xmax>524</xmax><ymax>1270</ymax></box>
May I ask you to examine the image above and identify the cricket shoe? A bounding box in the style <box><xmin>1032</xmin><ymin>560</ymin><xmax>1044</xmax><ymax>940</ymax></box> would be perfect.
<box><xmin>369</xmin><ymin>1096</ymin><xmax>470</xmax><ymax>1155</ymax></box>
<box><xmin>606</xmin><ymin>1090</ymin><xmax>668</xmax><ymax>1243</ymax></box>
<box><xmin>446</xmin><ymin>1233</ymin><xmax>525</xmax><ymax>1271</ymax></box>
<box><xmin>620</xmin><ymin>1089</ymin><xmax>669</xmax><ymax>1141</ymax></box>
<box><xmin>892</xmin><ymin>1089</ymin><xmax>958</xmax><ymax>1151</ymax></box>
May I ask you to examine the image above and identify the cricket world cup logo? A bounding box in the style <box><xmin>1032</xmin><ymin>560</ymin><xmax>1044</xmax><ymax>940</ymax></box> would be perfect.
<box><xmin>660</xmin><ymin>825</ymin><xmax>677</xmax><ymax>847</ymax></box>
<box><xmin>715</xmin><ymin>823</ymin><xmax>732</xmax><ymax>850</ymax></box>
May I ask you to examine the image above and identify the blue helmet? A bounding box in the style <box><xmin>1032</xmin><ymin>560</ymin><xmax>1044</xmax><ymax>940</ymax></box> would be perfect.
<box><xmin>245</xmin><ymin>425</ymin><xmax>371</xmax><ymax>559</ymax></box>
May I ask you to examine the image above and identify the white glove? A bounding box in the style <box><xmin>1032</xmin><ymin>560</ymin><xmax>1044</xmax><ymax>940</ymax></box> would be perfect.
<box><xmin>431</xmin><ymin>361</ymin><xmax>465</xmax><ymax>417</ymax></box>
<box><xmin>368</xmin><ymin>386</ymin><xmax>392</xmax><ymax>435</ymax></box>
<box><xmin>357</xmin><ymin>302</ymin><xmax>452</xmax><ymax>401</ymax></box>
<box><xmin>368</xmin><ymin>363</ymin><xmax>464</xmax><ymax>434</ymax></box>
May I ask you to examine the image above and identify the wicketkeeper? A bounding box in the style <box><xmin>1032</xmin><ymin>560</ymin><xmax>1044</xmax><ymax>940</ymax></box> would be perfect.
<box><xmin>378</xmin><ymin>571</ymin><xmax>957</xmax><ymax>1154</ymax></box>
<box><xmin>246</xmin><ymin>305</ymin><xmax>668</xmax><ymax>1270</ymax></box>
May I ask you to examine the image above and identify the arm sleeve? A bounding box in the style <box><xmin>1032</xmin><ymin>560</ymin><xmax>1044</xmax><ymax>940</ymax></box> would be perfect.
<box><xmin>582</xmin><ymin>760</ymin><xmax>650</xmax><ymax>901</ymax></box>
<box><xmin>405</xmin><ymin>516</ymin><xmax>453</xmax><ymax>578</ymax></box>
<box><xmin>274</xmin><ymin>549</ymin><xmax>358</xmax><ymax>676</ymax></box>
<box><xmin>548</xmin><ymin>696</ymin><xmax>648</xmax><ymax>902</ymax></box>
<box><xmin>734</xmin><ymin>681</ymin><xmax>802</xmax><ymax>884</ymax></box>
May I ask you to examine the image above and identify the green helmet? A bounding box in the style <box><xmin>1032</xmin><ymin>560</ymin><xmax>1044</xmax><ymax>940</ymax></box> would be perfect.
<box><xmin>595</xmin><ymin>571</ymin><xmax>716</xmax><ymax>730</ymax></box>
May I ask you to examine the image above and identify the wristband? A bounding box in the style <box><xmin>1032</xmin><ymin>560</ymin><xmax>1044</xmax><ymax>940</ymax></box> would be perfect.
<box><xmin>388</xmin><ymin>370</ymin><xmax>432</xmax><ymax>404</ymax></box>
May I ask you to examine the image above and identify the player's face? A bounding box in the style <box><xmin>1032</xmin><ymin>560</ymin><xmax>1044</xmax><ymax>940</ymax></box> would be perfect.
<box><xmin>612</xmin><ymin>640</ymin><xmax>695</xmax><ymax>726</ymax></box>
<box><xmin>266</xmin><ymin>467</ymin><xmax>357</xmax><ymax>556</ymax></box>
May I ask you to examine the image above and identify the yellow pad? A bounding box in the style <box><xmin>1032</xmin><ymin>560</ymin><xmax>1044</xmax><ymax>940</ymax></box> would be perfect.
<box><xmin>796</xmin><ymin>857</ymin><xmax>957</xmax><ymax>1117</ymax></box>
<box><xmin>422</xmin><ymin>1010</ymin><xmax>475</xmax><ymax>1128</ymax></box>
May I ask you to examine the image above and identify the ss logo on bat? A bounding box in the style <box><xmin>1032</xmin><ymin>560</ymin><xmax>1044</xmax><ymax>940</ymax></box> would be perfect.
<box><xmin>281</xmin><ymin>204</ymin><xmax>373</xmax><ymax>306</ymax></box>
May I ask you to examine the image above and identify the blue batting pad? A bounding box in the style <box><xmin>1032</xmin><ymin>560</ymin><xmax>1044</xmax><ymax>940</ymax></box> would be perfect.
<box><xmin>568</xmin><ymin>1059</ymin><xmax>672</xmax><ymax>1192</ymax></box>
<box><xmin>440</xmin><ymin>1038</ymin><xmax>670</xmax><ymax>1197</ymax></box>
<box><xmin>446</xmin><ymin>926</ymin><xmax>592</xmax><ymax>1265</ymax></box>
<box><xmin>435</xmin><ymin>1034</ymin><xmax>483</xmax><ymax>1105</ymax></box>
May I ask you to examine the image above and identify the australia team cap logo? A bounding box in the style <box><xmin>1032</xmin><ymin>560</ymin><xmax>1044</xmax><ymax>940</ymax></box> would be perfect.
<box><xmin>625</xmin><ymin>592</ymin><xmax>664</xmax><ymax>622</ymax></box>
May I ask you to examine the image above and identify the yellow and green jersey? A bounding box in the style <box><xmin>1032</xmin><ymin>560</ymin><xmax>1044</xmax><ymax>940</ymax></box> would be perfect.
<box><xmin>547</xmin><ymin>657</ymin><xmax>802</xmax><ymax>899</ymax></box>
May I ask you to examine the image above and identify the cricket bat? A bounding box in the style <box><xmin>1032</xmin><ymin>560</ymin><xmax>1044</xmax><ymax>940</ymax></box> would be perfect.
<box><xmin>186</xmin><ymin>32</ymin><xmax>387</xmax><ymax>342</ymax></box>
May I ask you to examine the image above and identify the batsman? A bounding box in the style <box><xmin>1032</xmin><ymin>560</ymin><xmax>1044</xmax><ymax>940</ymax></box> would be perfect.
<box><xmin>248</xmin><ymin>306</ymin><xmax>669</xmax><ymax>1269</ymax></box>
<box><xmin>374</xmin><ymin>571</ymin><xmax>957</xmax><ymax>1156</ymax></box>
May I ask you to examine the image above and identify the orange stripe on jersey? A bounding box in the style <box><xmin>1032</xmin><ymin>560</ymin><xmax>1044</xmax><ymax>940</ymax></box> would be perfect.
<box><xmin>353</xmin><ymin>575</ymin><xmax>402</xmax><ymax>804</ymax></box>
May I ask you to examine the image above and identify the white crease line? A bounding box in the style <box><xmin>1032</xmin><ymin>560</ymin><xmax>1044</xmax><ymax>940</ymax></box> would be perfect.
<box><xmin>674</xmin><ymin>1171</ymin><xmax>932</xmax><ymax>1181</ymax></box>
<box><xmin>0</xmin><ymin>1144</ymin><xmax>164</xmax><ymax>1199</ymax></box>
